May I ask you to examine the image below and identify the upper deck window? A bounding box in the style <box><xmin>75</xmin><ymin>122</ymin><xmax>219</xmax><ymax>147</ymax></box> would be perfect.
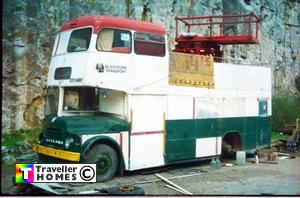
<box><xmin>97</xmin><ymin>29</ymin><xmax>132</xmax><ymax>53</ymax></box>
<box><xmin>67</xmin><ymin>28</ymin><xmax>92</xmax><ymax>52</ymax></box>
<box><xmin>134</xmin><ymin>32</ymin><xmax>165</xmax><ymax>57</ymax></box>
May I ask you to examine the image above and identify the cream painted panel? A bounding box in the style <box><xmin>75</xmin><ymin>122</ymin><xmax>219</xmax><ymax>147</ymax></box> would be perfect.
<box><xmin>195</xmin><ymin>97</ymin><xmax>223</xmax><ymax>119</ymax></box>
<box><xmin>222</xmin><ymin>97</ymin><xmax>246</xmax><ymax>118</ymax></box>
<box><xmin>245</xmin><ymin>98</ymin><xmax>259</xmax><ymax>117</ymax></box>
<box><xmin>130</xmin><ymin>95</ymin><xmax>166</xmax><ymax>132</ymax></box>
<box><xmin>129</xmin><ymin>134</ymin><xmax>164</xmax><ymax>170</ymax></box>
<box><xmin>214</xmin><ymin>63</ymin><xmax>271</xmax><ymax>92</ymax></box>
<box><xmin>167</xmin><ymin>96</ymin><xmax>193</xmax><ymax>120</ymax></box>
<box><xmin>196</xmin><ymin>137</ymin><xmax>222</xmax><ymax>158</ymax></box>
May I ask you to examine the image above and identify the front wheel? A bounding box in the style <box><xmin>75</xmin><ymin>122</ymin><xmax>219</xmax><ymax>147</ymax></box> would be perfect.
<box><xmin>85</xmin><ymin>144</ymin><xmax>118</xmax><ymax>182</ymax></box>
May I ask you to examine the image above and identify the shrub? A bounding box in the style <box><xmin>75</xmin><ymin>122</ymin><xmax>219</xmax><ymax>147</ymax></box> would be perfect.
<box><xmin>2</xmin><ymin>127</ymin><xmax>41</xmax><ymax>147</ymax></box>
<box><xmin>272</xmin><ymin>91</ymin><xmax>300</xmax><ymax>130</ymax></box>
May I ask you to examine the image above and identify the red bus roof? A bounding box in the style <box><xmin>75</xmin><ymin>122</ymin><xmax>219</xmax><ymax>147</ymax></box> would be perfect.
<box><xmin>60</xmin><ymin>15</ymin><xmax>166</xmax><ymax>35</ymax></box>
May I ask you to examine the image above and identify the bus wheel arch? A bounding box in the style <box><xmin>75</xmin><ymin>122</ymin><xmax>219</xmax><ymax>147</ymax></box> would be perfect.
<box><xmin>222</xmin><ymin>131</ymin><xmax>243</xmax><ymax>158</ymax></box>
<box><xmin>81</xmin><ymin>136</ymin><xmax>125</xmax><ymax>181</ymax></box>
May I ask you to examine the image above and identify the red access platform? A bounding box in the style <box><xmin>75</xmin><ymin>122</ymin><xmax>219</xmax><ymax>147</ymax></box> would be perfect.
<box><xmin>173</xmin><ymin>13</ymin><xmax>260</xmax><ymax>58</ymax></box>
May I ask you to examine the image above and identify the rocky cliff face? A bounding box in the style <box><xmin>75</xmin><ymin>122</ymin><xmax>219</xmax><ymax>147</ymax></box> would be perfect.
<box><xmin>2</xmin><ymin>0</ymin><xmax>300</xmax><ymax>132</ymax></box>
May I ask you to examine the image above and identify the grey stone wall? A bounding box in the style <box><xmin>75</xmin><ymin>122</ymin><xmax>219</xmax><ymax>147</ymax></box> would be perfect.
<box><xmin>2</xmin><ymin>0</ymin><xmax>300</xmax><ymax>132</ymax></box>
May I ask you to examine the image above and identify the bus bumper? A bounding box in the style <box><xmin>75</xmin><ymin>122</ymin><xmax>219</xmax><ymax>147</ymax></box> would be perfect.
<box><xmin>32</xmin><ymin>144</ymin><xmax>81</xmax><ymax>162</ymax></box>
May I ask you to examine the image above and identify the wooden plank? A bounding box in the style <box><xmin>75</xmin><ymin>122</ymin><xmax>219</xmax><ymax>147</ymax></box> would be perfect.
<box><xmin>165</xmin><ymin>184</ymin><xmax>186</xmax><ymax>195</ymax></box>
<box><xmin>132</xmin><ymin>172</ymin><xmax>204</xmax><ymax>185</ymax></box>
<box><xmin>155</xmin><ymin>173</ymin><xmax>192</xmax><ymax>195</ymax></box>
<box><xmin>273</xmin><ymin>152</ymin><xmax>290</xmax><ymax>156</ymax></box>
<box><xmin>258</xmin><ymin>160</ymin><xmax>278</xmax><ymax>164</ymax></box>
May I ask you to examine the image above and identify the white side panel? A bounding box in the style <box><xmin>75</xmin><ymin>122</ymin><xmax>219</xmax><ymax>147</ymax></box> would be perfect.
<box><xmin>214</xmin><ymin>63</ymin><xmax>272</xmax><ymax>92</ymax></box>
<box><xmin>129</xmin><ymin>134</ymin><xmax>164</xmax><ymax>170</ymax></box>
<box><xmin>130</xmin><ymin>95</ymin><xmax>166</xmax><ymax>131</ymax></box>
<box><xmin>195</xmin><ymin>97</ymin><xmax>223</xmax><ymax>118</ymax></box>
<box><xmin>167</xmin><ymin>96</ymin><xmax>193</xmax><ymax>120</ymax></box>
<box><xmin>128</xmin><ymin>94</ymin><xmax>166</xmax><ymax>170</ymax></box>
<box><xmin>245</xmin><ymin>98</ymin><xmax>259</xmax><ymax>117</ymax></box>
<box><xmin>196</xmin><ymin>137</ymin><xmax>222</xmax><ymax>158</ymax></box>
<box><xmin>222</xmin><ymin>98</ymin><xmax>246</xmax><ymax>118</ymax></box>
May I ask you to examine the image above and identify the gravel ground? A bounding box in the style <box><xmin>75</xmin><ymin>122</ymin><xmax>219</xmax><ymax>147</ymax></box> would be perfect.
<box><xmin>2</xmin><ymin>150</ymin><xmax>300</xmax><ymax>195</ymax></box>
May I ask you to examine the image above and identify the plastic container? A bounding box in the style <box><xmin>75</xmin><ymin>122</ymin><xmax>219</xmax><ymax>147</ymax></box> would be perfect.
<box><xmin>210</xmin><ymin>158</ymin><xmax>221</xmax><ymax>169</ymax></box>
<box><xmin>236</xmin><ymin>151</ymin><xmax>246</xmax><ymax>165</ymax></box>
<box><xmin>255</xmin><ymin>155</ymin><xmax>259</xmax><ymax>164</ymax></box>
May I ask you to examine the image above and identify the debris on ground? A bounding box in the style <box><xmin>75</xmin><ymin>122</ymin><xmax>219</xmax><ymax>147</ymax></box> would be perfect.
<box><xmin>2</xmin><ymin>155</ymin><xmax>16</xmax><ymax>164</ymax></box>
<box><xmin>256</xmin><ymin>160</ymin><xmax>278</xmax><ymax>164</ymax></box>
<box><xmin>101</xmin><ymin>186</ymin><xmax>145</xmax><ymax>195</ymax></box>
<box><xmin>267</xmin><ymin>152</ymin><xmax>277</xmax><ymax>161</ymax></box>
<box><xmin>30</xmin><ymin>183</ymin><xmax>62</xmax><ymax>195</ymax></box>
<box><xmin>15</xmin><ymin>152</ymin><xmax>39</xmax><ymax>163</ymax></box>
<box><xmin>2</xmin><ymin>141</ymin><xmax>36</xmax><ymax>164</ymax></box>
<box><xmin>78</xmin><ymin>190</ymin><xmax>101</xmax><ymax>195</ymax></box>
<box><xmin>275</xmin><ymin>119</ymin><xmax>300</xmax><ymax>152</ymax></box>
<box><xmin>274</xmin><ymin>152</ymin><xmax>296</xmax><ymax>159</ymax></box>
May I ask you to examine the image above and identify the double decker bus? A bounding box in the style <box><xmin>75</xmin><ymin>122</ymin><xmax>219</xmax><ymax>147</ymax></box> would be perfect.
<box><xmin>33</xmin><ymin>15</ymin><xmax>271</xmax><ymax>181</ymax></box>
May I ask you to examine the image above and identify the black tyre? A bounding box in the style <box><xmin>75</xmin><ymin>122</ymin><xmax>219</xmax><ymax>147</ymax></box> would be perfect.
<box><xmin>103</xmin><ymin>186</ymin><xmax>145</xmax><ymax>195</ymax></box>
<box><xmin>85</xmin><ymin>144</ymin><xmax>118</xmax><ymax>182</ymax></box>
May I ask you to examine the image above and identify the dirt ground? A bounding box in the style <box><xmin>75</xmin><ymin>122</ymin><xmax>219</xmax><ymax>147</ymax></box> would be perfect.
<box><xmin>2</xmin><ymin>149</ymin><xmax>300</xmax><ymax>195</ymax></box>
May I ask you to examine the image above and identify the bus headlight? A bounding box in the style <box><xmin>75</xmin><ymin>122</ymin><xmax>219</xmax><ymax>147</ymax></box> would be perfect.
<box><xmin>65</xmin><ymin>137</ymin><xmax>74</xmax><ymax>149</ymax></box>
<box><xmin>38</xmin><ymin>133</ymin><xmax>44</xmax><ymax>144</ymax></box>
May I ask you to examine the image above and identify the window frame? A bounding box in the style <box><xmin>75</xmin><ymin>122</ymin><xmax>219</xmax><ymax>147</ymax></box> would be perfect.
<box><xmin>45</xmin><ymin>87</ymin><xmax>59</xmax><ymax>116</ymax></box>
<box><xmin>52</xmin><ymin>33</ymin><xmax>61</xmax><ymax>56</ymax></box>
<box><xmin>96</xmin><ymin>28</ymin><xmax>132</xmax><ymax>54</ymax></box>
<box><xmin>67</xmin><ymin>27</ymin><xmax>93</xmax><ymax>53</ymax></box>
<box><xmin>259</xmin><ymin>99</ymin><xmax>268</xmax><ymax>117</ymax></box>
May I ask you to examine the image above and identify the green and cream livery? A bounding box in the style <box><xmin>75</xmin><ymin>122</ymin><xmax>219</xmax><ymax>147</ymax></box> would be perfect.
<box><xmin>33</xmin><ymin>15</ymin><xmax>271</xmax><ymax>181</ymax></box>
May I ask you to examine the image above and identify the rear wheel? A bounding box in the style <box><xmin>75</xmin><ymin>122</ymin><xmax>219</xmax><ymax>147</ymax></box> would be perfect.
<box><xmin>85</xmin><ymin>144</ymin><xmax>118</xmax><ymax>182</ymax></box>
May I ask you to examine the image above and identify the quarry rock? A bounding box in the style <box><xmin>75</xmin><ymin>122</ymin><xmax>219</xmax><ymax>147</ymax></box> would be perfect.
<box><xmin>2</xmin><ymin>0</ymin><xmax>300</xmax><ymax>132</ymax></box>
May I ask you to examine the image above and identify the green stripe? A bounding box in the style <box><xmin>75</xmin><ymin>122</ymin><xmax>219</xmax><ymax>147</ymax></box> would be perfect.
<box><xmin>165</xmin><ymin>116</ymin><xmax>271</xmax><ymax>162</ymax></box>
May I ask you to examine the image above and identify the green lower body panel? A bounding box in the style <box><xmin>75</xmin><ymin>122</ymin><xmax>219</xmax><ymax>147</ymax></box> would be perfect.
<box><xmin>165</xmin><ymin>116</ymin><xmax>271</xmax><ymax>162</ymax></box>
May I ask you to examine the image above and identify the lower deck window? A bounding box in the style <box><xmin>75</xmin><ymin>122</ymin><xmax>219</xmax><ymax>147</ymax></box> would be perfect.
<box><xmin>63</xmin><ymin>87</ymin><xmax>99</xmax><ymax>111</ymax></box>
